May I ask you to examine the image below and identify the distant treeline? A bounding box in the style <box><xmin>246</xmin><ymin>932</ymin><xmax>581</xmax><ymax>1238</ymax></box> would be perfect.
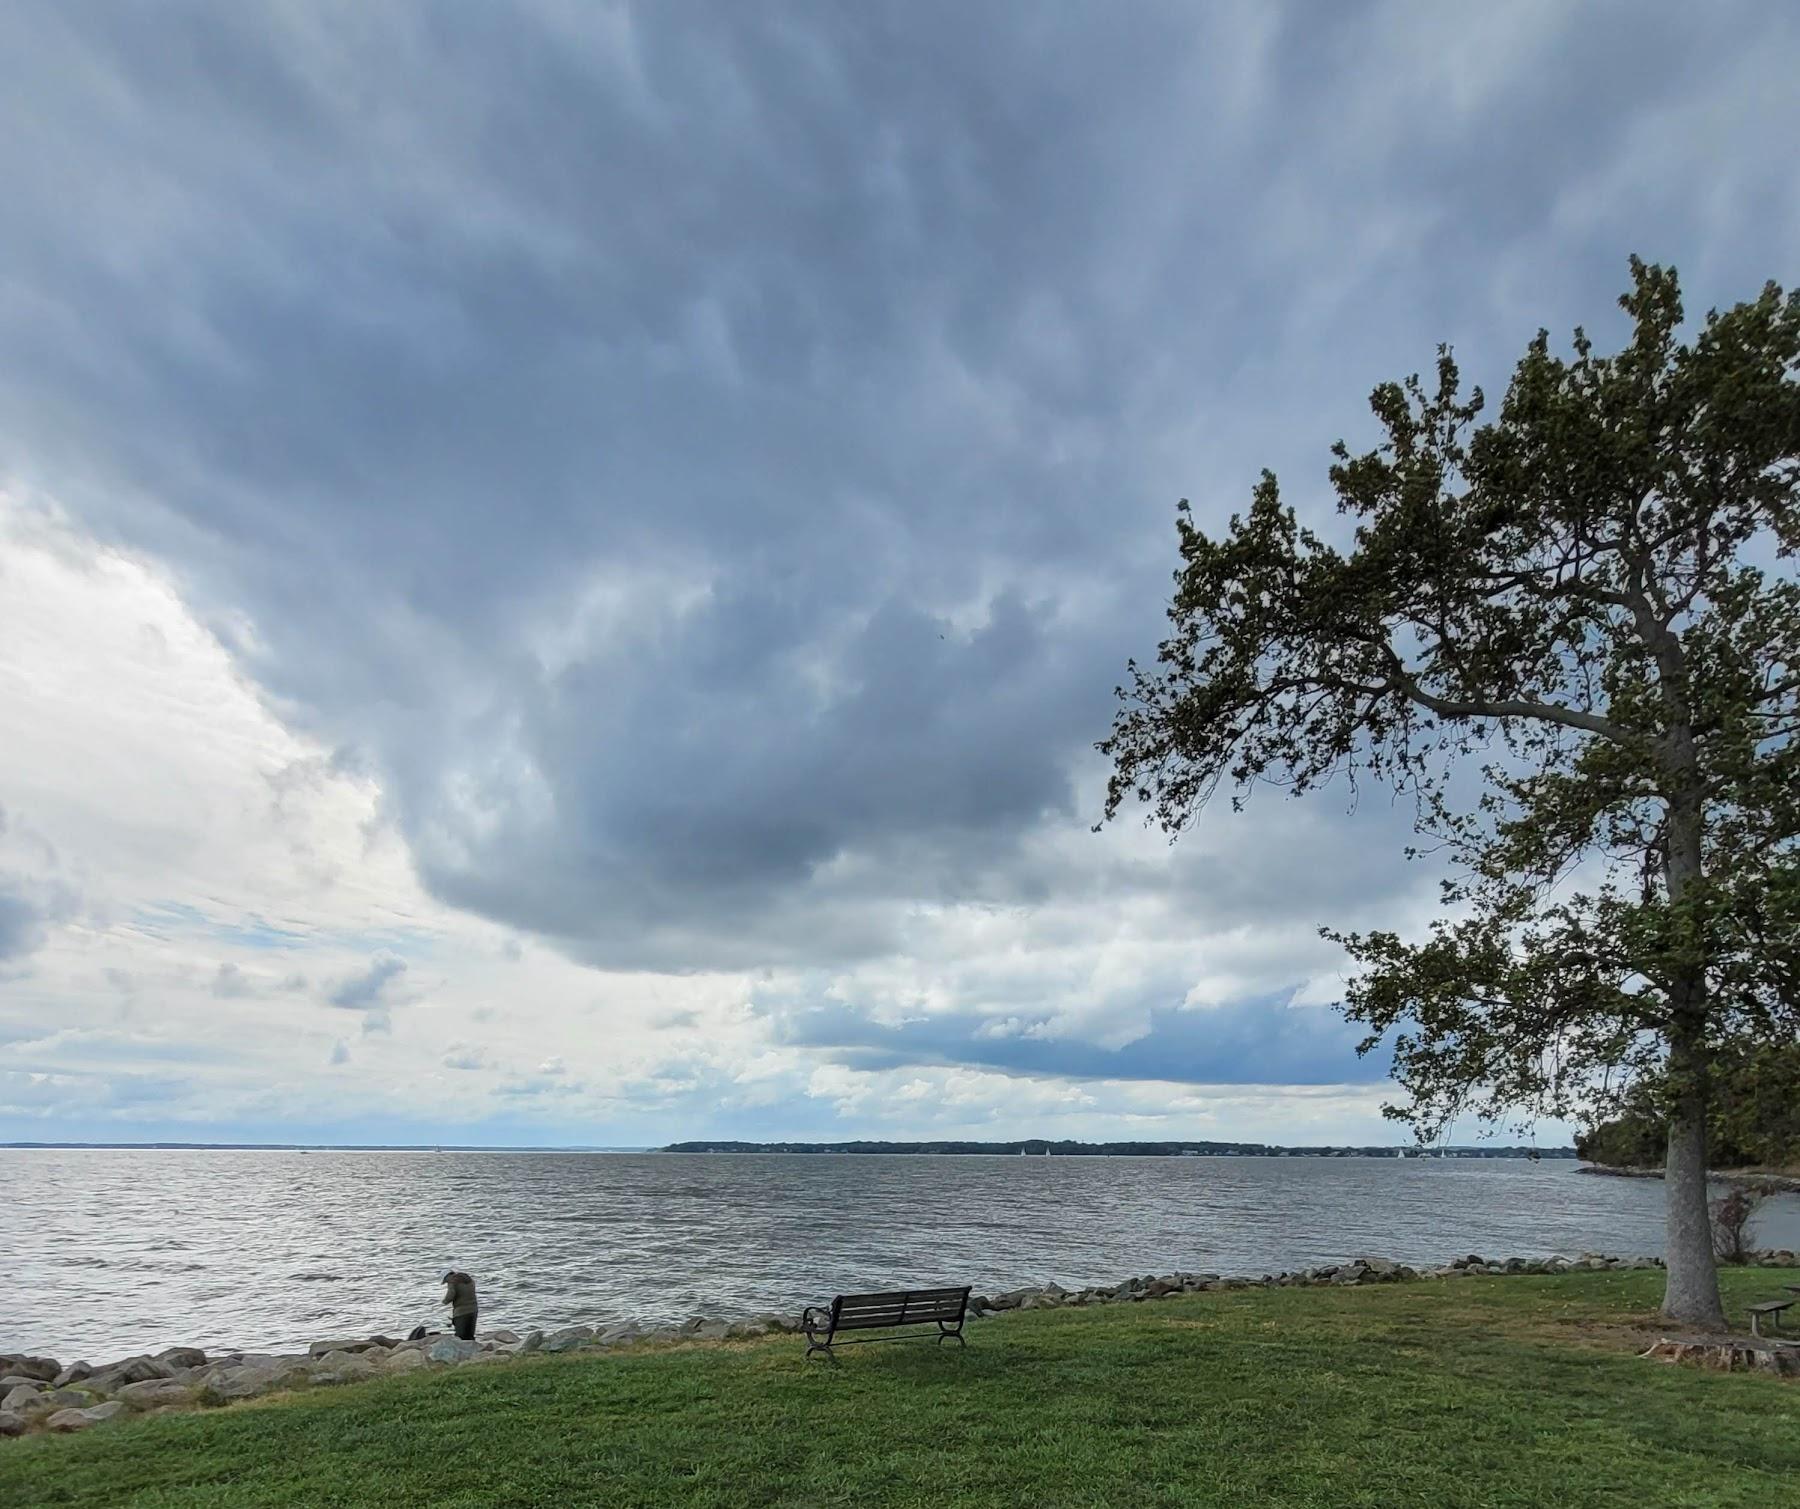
<box><xmin>660</xmin><ymin>1139</ymin><xmax>1576</xmax><ymax>1159</ymax></box>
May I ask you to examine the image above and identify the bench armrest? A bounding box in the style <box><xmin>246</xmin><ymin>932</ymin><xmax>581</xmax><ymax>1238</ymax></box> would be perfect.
<box><xmin>801</xmin><ymin>1305</ymin><xmax>831</xmax><ymax>1334</ymax></box>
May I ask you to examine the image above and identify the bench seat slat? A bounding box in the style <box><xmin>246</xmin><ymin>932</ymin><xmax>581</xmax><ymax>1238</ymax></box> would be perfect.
<box><xmin>813</xmin><ymin>1285</ymin><xmax>972</xmax><ymax>1343</ymax></box>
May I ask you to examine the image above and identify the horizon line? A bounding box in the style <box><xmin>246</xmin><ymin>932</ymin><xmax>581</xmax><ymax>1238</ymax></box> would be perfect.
<box><xmin>1</xmin><ymin>1138</ymin><xmax>1580</xmax><ymax>1154</ymax></box>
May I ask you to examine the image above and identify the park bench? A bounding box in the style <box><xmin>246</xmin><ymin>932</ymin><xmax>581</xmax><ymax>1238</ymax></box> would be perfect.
<box><xmin>802</xmin><ymin>1285</ymin><xmax>971</xmax><ymax>1360</ymax></box>
<box><xmin>1747</xmin><ymin>1298</ymin><xmax>1792</xmax><ymax>1338</ymax></box>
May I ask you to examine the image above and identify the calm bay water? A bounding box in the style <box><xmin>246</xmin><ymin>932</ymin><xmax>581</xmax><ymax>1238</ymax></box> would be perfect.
<box><xmin>8</xmin><ymin>1149</ymin><xmax>1798</xmax><ymax>1361</ymax></box>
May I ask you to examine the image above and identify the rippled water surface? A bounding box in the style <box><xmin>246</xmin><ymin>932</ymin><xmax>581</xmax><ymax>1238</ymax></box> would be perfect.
<box><xmin>8</xmin><ymin>1150</ymin><xmax>1798</xmax><ymax>1360</ymax></box>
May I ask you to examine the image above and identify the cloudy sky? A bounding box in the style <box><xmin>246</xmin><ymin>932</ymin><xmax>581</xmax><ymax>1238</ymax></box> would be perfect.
<box><xmin>2</xmin><ymin>2</ymin><xmax>1795</xmax><ymax>1146</ymax></box>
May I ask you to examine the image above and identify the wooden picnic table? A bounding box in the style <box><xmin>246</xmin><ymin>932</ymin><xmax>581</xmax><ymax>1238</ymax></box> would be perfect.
<box><xmin>1747</xmin><ymin>1298</ymin><xmax>1793</xmax><ymax>1338</ymax></box>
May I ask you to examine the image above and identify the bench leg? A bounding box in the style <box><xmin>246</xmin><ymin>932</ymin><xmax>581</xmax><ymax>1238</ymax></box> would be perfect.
<box><xmin>937</xmin><ymin>1321</ymin><xmax>966</xmax><ymax>1347</ymax></box>
<box><xmin>805</xmin><ymin>1335</ymin><xmax>837</xmax><ymax>1362</ymax></box>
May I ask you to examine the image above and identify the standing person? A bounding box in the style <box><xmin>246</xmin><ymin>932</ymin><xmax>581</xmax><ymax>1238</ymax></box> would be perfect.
<box><xmin>441</xmin><ymin>1269</ymin><xmax>479</xmax><ymax>1340</ymax></box>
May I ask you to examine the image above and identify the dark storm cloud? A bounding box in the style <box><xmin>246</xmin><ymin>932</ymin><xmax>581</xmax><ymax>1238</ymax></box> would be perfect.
<box><xmin>2</xmin><ymin>2</ymin><xmax>1795</xmax><ymax>994</ymax></box>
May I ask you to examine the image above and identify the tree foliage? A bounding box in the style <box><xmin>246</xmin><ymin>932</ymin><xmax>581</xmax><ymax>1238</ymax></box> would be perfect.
<box><xmin>1101</xmin><ymin>260</ymin><xmax>1800</xmax><ymax>1324</ymax></box>
<box><xmin>1578</xmin><ymin>1041</ymin><xmax>1800</xmax><ymax>1170</ymax></box>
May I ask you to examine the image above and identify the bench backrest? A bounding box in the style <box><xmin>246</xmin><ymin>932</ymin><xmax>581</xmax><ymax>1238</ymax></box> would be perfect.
<box><xmin>830</xmin><ymin>1286</ymin><xmax>970</xmax><ymax>1332</ymax></box>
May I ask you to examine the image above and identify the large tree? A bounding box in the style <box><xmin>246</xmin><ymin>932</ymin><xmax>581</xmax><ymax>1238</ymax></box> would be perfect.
<box><xmin>1100</xmin><ymin>261</ymin><xmax>1800</xmax><ymax>1329</ymax></box>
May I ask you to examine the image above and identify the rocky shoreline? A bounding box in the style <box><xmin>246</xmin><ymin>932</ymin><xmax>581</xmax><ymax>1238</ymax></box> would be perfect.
<box><xmin>6</xmin><ymin>1247</ymin><xmax>1797</xmax><ymax>1440</ymax></box>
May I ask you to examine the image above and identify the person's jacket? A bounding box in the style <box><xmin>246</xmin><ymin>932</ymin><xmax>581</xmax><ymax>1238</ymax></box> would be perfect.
<box><xmin>442</xmin><ymin>1272</ymin><xmax>478</xmax><ymax>1317</ymax></box>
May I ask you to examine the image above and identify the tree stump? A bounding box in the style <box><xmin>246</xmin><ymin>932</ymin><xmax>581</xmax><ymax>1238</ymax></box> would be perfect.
<box><xmin>1640</xmin><ymin>1336</ymin><xmax>1800</xmax><ymax>1377</ymax></box>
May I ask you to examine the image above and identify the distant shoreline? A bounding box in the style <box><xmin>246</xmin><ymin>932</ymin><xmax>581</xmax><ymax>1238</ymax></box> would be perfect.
<box><xmin>2</xmin><ymin>1139</ymin><xmax>1579</xmax><ymax>1157</ymax></box>
<box><xmin>0</xmin><ymin>1142</ymin><xmax>651</xmax><ymax>1152</ymax></box>
<box><xmin>658</xmin><ymin>1139</ymin><xmax>1578</xmax><ymax>1159</ymax></box>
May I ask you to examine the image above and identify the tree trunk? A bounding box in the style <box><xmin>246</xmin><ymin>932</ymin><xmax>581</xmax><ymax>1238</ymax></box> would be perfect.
<box><xmin>1662</xmin><ymin>1037</ymin><xmax>1726</xmax><ymax>1330</ymax></box>
<box><xmin>1650</xmin><ymin>653</ymin><xmax>1725</xmax><ymax>1330</ymax></box>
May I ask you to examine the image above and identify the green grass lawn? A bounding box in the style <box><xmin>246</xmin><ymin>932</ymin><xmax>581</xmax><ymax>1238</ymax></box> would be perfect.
<box><xmin>5</xmin><ymin>1269</ymin><xmax>1797</xmax><ymax>1509</ymax></box>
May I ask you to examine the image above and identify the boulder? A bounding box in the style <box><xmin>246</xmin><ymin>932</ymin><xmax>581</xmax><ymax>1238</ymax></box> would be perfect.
<box><xmin>117</xmin><ymin>1379</ymin><xmax>195</xmax><ymax>1410</ymax></box>
<box><xmin>155</xmin><ymin>1347</ymin><xmax>207</xmax><ymax>1369</ymax></box>
<box><xmin>310</xmin><ymin>1352</ymin><xmax>379</xmax><ymax>1385</ymax></box>
<box><xmin>382</xmin><ymin>1349</ymin><xmax>429</xmax><ymax>1375</ymax></box>
<box><xmin>1</xmin><ymin>1384</ymin><xmax>41</xmax><ymax>1413</ymax></box>
<box><xmin>39</xmin><ymin>1400</ymin><xmax>122</xmax><ymax>1433</ymax></box>
<box><xmin>51</xmin><ymin>1362</ymin><xmax>93</xmax><ymax>1388</ymax></box>
<box><xmin>0</xmin><ymin>1410</ymin><xmax>24</xmax><ymax>1438</ymax></box>
<box><xmin>481</xmin><ymin>1329</ymin><xmax>521</xmax><ymax>1346</ymax></box>
<box><xmin>201</xmin><ymin>1361</ymin><xmax>307</xmax><ymax>1402</ymax></box>
<box><xmin>426</xmin><ymin>1337</ymin><xmax>480</xmax><ymax>1365</ymax></box>
<box><xmin>0</xmin><ymin>1355</ymin><xmax>59</xmax><ymax>1383</ymax></box>
<box><xmin>518</xmin><ymin>1330</ymin><xmax>545</xmax><ymax>1353</ymax></box>
<box><xmin>541</xmin><ymin>1325</ymin><xmax>596</xmax><ymax>1353</ymax></box>
<box><xmin>18</xmin><ymin>1387</ymin><xmax>97</xmax><ymax>1417</ymax></box>
<box><xmin>1144</xmin><ymin>1280</ymin><xmax>1180</xmax><ymax>1298</ymax></box>
<box><xmin>307</xmin><ymin>1336</ymin><xmax>395</xmax><ymax>1359</ymax></box>
<box><xmin>88</xmin><ymin>1355</ymin><xmax>175</xmax><ymax>1392</ymax></box>
<box><xmin>596</xmin><ymin>1325</ymin><xmax>642</xmax><ymax>1346</ymax></box>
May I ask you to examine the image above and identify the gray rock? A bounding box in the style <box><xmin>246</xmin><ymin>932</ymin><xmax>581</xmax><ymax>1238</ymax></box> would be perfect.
<box><xmin>518</xmin><ymin>1330</ymin><xmax>545</xmax><ymax>1353</ymax></box>
<box><xmin>596</xmin><ymin>1325</ymin><xmax>641</xmax><ymax>1346</ymax></box>
<box><xmin>0</xmin><ymin>1410</ymin><xmax>24</xmax><ymax>1437</ymax></box>
<box><xmin>382</xmin><ymin>1349</ymin><xmax>429</xmax><ymax>1375</ymax></box>
<box><xmin>51</xmin><ymin>1362</ymin><xmax>94</xmax><ymax>1388</ymax></box>
<box><xmin>0</xmin><ymin>1355</ymin><xmax>60</xmax><ymax>1383</ymax></box>
<box><xmin>481</xmin><ymin>1329</ymin><xmax>521</xmax><ymax>1346</ymax></box>
<box><xmin>1</xmin><ymin>1384</ymin><xmax>42</xmax><ymax>1413</ymax></box>
<box><xmin>88</xmin><ymin>1355</ymin><xmax>175</xmax><ymax>1392</ymax></box>
<box><xmin>310</xmin><ymin>1352</ymin><xmax>379</xmax><ymax>1385</ymax></box>
<box><xmin>155</xmin><ymin>1346</ymin><xmax>207</xmax><ymax>1369</ymax></box>
<box><xmin>201</xmin><ymin>1361</ymin><xmax>307</xmax><ymax>1401</ymax></box>
<box><xmin>425</xmin><ymin>1337</ymin><xmax>479</xmax><ymax>1365</ymax></box>
<box><xmin>20</xmin><ymin>1387</ymin><xmax>97</xmax><ymax>1416</ymax></box>
<box><xmin>307</xmin><ymin>1336</ymin><xmax>395</xmax><ymax>1359</ymax></box>
<box><xmin>116</xmin><ymin>1379</ymin><xmax>194</xmax><ymax>1410</ymax></box>
<box><xmin>47</xmin><ymin>1400</ymin><xmax>130</xmax><ymax>1432</ymax></box>
<box><xmin>541</xmin><ymin>1325</ymin><xmax>596</xmax><ymax>1353</ymax></box>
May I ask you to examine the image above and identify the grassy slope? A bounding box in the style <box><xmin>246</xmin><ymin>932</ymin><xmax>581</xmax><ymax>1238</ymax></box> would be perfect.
<box><xmin>5</xmin><ymin>1269</ymin><xmax>1798</xmax><ymax>1509</ymax></box>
